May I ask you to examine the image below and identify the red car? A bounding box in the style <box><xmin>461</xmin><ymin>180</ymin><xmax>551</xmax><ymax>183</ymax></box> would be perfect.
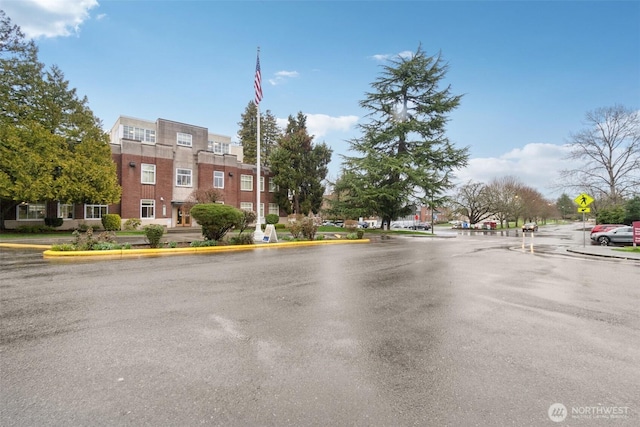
<box><xmin>590</xmin><ymin>224</ymin><xmax>625</xmax><ymax>235</ymax></box>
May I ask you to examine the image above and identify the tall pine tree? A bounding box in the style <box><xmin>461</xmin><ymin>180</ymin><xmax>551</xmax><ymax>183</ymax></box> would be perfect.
<box><xmin>335</xmin><ymin>45</ymin><xmax>468</xmax><ymax>229</ymax></box>
<box><xmin>270</xmin><ymin>112</ymin><xmax>332</xmax><ymax>215</ymax></box>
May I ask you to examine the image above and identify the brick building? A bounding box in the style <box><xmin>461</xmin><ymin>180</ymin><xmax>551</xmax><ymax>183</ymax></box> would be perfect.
<box><xmin>109</xmin><ymin>116</ymin><xmax>280</xmax><ymax>228</ymax></box>
<box><xmin>2</xmin><ymin>116</ymin><xmax>280</xmax><ymax>230</ymax></box>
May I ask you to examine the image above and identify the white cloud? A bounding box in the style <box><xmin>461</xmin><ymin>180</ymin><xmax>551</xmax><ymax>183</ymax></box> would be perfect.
<box><xmin>275</xmin><ymin>114</ymin><xmax>359</xmax><ymax>139</ymax></box>
<box><xmin>0</xmin><ymin>0</ymin><xmax>99</xmax><ymax>38</ymax></box>
<box><xmin>372</xmin><ymin>50</ymin><xmax>414</xmax><ymax>62</ymax></box>
<box><xmin>454</xmin><ymin>143</ymin><xmax>572</xmax><ymax>199</ymax></box>
<box><xmin>268</xmin><ymin>70</ymin><xmax>300</xmax><ymax>86</ymax></box>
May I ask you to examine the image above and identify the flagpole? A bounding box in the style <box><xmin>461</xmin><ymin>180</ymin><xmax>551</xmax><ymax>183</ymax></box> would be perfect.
<box><xmin>254</xmin><ymin>47</ymin><xmax>264</xmax><ymax>242</ymax></box>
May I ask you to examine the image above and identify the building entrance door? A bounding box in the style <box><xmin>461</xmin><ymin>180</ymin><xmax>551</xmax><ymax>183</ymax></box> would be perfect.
<box><xmin>177</xmin><ymin>206</ymin><xmax>191</xmax><ymax>227</ymax></box>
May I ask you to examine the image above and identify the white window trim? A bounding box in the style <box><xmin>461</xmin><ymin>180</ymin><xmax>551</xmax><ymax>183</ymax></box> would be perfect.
<box><xmin>268</xmin><ymin>203</ymin><xmax>279</xmax><ymax>216</ymax></box>
<box><xmin>213</xmin><ymin>171</ymin><xmax>224</xmax><ymax>189</ymax></box>
<box><xmin>140</xmin><ymin>199</ymin><xmax>156</xmax><ymax>219</ymax></box>
<box><xmin>240</xmin><ymin>174</ymin><xmax>253</xmax><ymax>191</ymax></box>
<box><xmin>260</xmin><ymin>176</ymin><xmax>265</xmax><ymax>192</ymax></box>
<box><xmin>176</xmin><ymin>168</ymin><xmax>193</xmax><ymax>187</ymax></box>
<box><xmin>16</xmin><ymin>202</ymin><xmax>45</xmax><ymax>221</ymax></box>
<box><xmin>84</xmin><ymin>204</ymin><xmax>108</xmax><ymax>219</ymax></box>
<box><xmin>177</xmin><ymin>132</ymin><xmax>193</xmax><ymax>147</ymax></box>
<box><xmin>240</xmin><ymin>202</ymin><xmax>253</xmax><ymax>211</ymax></box>
<box><xmin>141</xmin><ymin>163</ymin><xmax>156</xmax><ymax>185</ymax></box>
<box><xmin>58</xmin><ymin>203</ymin><xmax>74</xmax><ymax>219</ymax></box>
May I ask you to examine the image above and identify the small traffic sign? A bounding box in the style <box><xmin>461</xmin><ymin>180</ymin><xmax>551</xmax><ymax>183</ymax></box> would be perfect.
<box><xmin>574</xmin><ymin>193</ymin><xmax>594</xmax><ymax>207</ymax></box>
<box><xmin>577</xmin><ymin>207</ymin><xmax>591</xmax><ymax>213</ymax></box>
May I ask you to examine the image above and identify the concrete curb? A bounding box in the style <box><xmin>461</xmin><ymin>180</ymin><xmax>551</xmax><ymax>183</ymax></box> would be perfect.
<box><xmin>34</xmin><ymin>238</ymin><xmax>371</xmax><ymax>259</ymax></box>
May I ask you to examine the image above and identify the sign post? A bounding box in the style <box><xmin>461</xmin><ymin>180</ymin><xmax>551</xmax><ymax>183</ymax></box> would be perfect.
<box><xmin>633</xmin><ymin>221</ymin><xmax>640</xmax><ymax>248</ymax></box>
<box><xmin>574</xmin><ymin>193</ymin><xmax>594</xmax><ymax>247</ymax></box>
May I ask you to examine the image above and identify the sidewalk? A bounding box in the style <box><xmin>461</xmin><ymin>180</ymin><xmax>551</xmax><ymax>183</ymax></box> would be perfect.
<box><xmin>566</xmin><ymin>245</ymin><xmax>640</xmax><ymax>261</ymax></box>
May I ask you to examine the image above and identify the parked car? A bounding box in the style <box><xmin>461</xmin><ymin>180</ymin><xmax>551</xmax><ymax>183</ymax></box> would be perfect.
<box><xmin>590</xmin><ymin>226</ymin><xmax>633</xmax><ymax>246</ymax></box>
<box><xmin>522</xmin><ymin>222</ymin><xmax>538</xmax><ymax>232</ymax></box>
<box><xmin>357</xmin><ymin>221</ymin><xmax>369</xmax><ymax>229</ymax></box>
<box><xmin>407</xmin><ymin>223</ymin><xmax>431</xmax><ymax>230</ymax></box>
<box><xmin>590</xmin><ymin>224</ymin><xmax>625</xmax><ymax>235</ymax></box>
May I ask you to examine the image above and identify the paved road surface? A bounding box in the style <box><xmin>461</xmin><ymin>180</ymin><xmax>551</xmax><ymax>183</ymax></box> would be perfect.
<box><xmin>1</xmin><ymin>224</ymin><xmax>638</xmax><ymax>426</ymax></box>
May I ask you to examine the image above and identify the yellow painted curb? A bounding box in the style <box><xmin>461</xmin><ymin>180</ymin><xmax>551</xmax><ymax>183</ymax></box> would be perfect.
<box><xmin>40</xmin><ymin>238</ymin><xmax>370</xmax><ymax>259</ymax></box>
<box><xmin>0</xmin><ymin>243</ymin><xmax>51</xmax><ymax>249</ymax></box>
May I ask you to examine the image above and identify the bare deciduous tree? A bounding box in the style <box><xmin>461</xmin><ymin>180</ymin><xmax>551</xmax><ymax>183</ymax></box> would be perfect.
<box><xmin>559</xmin><ymin>105</ymin><xmax>640</xmax><ymax>205</ymax></box>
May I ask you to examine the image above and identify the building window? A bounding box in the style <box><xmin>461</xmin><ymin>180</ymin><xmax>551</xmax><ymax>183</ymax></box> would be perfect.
<box><xmin>269</xmin><ymin>203</ymin><xmax>279</xmax><ymax>216</ymax></box>
<box><xmin>58</xmin><ymin>203</ymin><xmax>74</xmax><ymax>219</ymax></box>
<box><xmin>123</xmin><ymin>125</ymin><xmax>155</xmax><ymax>143</ymax></box>
<box><xmin>213</xmin><ymin>171</ymin><xmax>224</xmax><ymax>189</ymax></box>
<box><xmin>85</xmin><ymin>204</ymin><xmax>108</xmax><ymax>219</ymax></box>
<box><xmin>208</xmin><ymin>141</ymin><xmax>230</xmax><ymax>154</ymax></box>
<box><xmin>141</xmin><ymin>199</ymin><xmax>155</xmax><ymax>219</ymax></box>
<box><xmin>176</xmin><ymin>168</ymin><xmax>192</xmax><ymax>187</ymax></box>
<box><xmin>240</xmin><ymin>174</ymin><xmax>253</xmax><ymax>191</ymax></box>
<box><xmin>269</xmin><ymin>177</ymin><xmax>276</xmax><ymax>192</ymax></box>
<box><xmin>260</xmin><ymin>176</ymin><xmax>265</xmax><ymax>192</ymax></box>
<box><xmin>17</xmin><ymin>202</ymin><xmax>45</xmax><ymax>220</ymax></box>
<box><xmin>177</xmin><ymin>132</ymin><xmax>192</xmax><ymax>147</ymax></box>
<box><xmin>141</xmin><ymin>163</ymin><xmax>156</xmax><ymax>184</ymax></box>
<box><xmin>240</xmin><ymin>202</ymin><xmax>253</xmax><ymax>211</ymax></box>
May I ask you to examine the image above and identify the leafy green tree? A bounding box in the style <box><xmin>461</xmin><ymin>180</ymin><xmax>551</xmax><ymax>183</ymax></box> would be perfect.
<box><xmin>623</xmin><ymin>196</ymin><xmax>640</xmax><ymax>224</ymax></box>
<box><xmin>336</xmin><ymin>45</ymin><xmax>468</xmax><ymax>229</ymax></box>
<box><xmin>237</xmin><ymin>101</ymin><xmax>281</xmax><ymax>166</ymax></box>
<box><xmin>596</xmin><ymin>205</ymin><xmax>626</xmax><ymax>225</ymax></box>
<box><xmin>270</xmin><ymin>112</ymin><xmax>332</xmax><ymax>215</ymax></box>
<box><xmin>0</xmin><ymin>12</ymin><xmax>120</xmax><ymax>227</ymax></box>
<box><xmin>556</xmin><ymin>193</ymin><xmax>574</xmax><ymax>220</ymax></box>
<box><xmin>190</xmin><ymin>203</ymin><xmax>243</xmax><ymax>241</ymax></box>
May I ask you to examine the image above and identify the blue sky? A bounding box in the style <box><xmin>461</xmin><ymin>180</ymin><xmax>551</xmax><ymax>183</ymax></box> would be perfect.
<box><xmin>2</xmin><ymin>0</ymin><xmax>639</xmax><ymax>199</ymax></box>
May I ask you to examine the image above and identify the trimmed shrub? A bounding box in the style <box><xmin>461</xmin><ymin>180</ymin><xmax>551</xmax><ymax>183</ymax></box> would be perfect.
<box><xmin>275</xmin><ymin>223</ymin><xmax>286</xmax><ymax>230</ymax></box>
<box><xmin>143</xmin><ymin>224</ymin><xmax>165</xmax><ymax>248</ymax></box>
<box><xmin>190</xmin><ymin>203</ymin><xmax>243</xmax><ymax>241</ymax></box>
<box><xmin>357</xmin><ymin>229</ymin><xmax>365</xmax><ymax>239</ymax></box>
<box><xmin>344</xmin><ymin>220</ymin><xmax>358</xmax><ymax>232</ymax></box>
<box><xmin>123</xmin><ymin>218</ymin><xmax>141</xmax><ymax>230</ymax></box>
<box><xmin>288</xmin><ymin>221</ymin><xmax>302</xmax><ymax>239</ymax></box>
<box><xmin>190</xmin><ymin>240</ymin><xmax>218</xmax><ymax>247</ymax></box>
<box><xmin>45</xmin><ymin>217</ymin><xmax>63</xmax><ymax>228</ymax></box>
<box><xmin>102</xmin><ymin>214</ymin><xmax>121</xmax><ymax>231</ymax></box>
<box><xmin>265</xmin><ymin>214</ymin><xmax>279</xmax><ymax>225</ymax></box>
<box><xmin>301</xmin><ymin>216</ymin><xmax>318</xmax><ymax>240</ymax></box>
<box><xmin>229</xmin><ymin>233</ymin><xmax>255</xmax><ymax>245</ymax></box>
<box><xmin>16</xmin><ymin>225</ymin><xmax>54</xmax><ymax>233</ymax></box>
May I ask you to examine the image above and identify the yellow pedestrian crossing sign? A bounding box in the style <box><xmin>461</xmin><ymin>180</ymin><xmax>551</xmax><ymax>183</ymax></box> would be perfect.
<box><xmin>578</xmin><ymin>207</ymin><xmax>591</xmax><ymax>213</ymax></box>
<box><xmin>574</xmin><ymin>193</ymin><xmax>594</xmax><ymax>207</ymax></box>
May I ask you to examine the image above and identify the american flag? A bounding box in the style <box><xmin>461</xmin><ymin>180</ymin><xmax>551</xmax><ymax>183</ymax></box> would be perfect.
<box><xmin>254</xmin><ymin>52</ymin><xmax>263</xmax><ymax>105</ymax></box>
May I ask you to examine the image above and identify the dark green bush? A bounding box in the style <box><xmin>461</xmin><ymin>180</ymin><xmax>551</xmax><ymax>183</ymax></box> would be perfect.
<box><xmin>190</xmin><ymin>203</ymin><xmax>243</xmax><ymax>241</ymax></box>
<box><xmin>265</xmin><ymin>214</ymin><xmax>279</xmax><ymax>225</ymax></box>
<box><xmin>229</xmin><ymin>233</ymin><xmax>255</xmax><ymax>245</ymax></box>
<box><xmin>102</xmin><ymin>214</ymin><xmax>121</xmax><ymax>231</ymax></box>
<box><xmin>190</xmin><ymin>240</ymin><xmax>218</xmax><ymax>247</ymax></box>
<box><xmin>143</xmin><ymin>224</ymin><xmax>165</xmax><ymax>248</ymax></box>
<box><xmin>45</xmin><ymin>217</ymin><xmax>63</xmax><ymax>227</ymax></box>
<box><xmin>15</xmin><ymin>225</ymin><xmax>54</xmax><ymax>233</ymax></box>
<box><xmin>357</xmin><ymin>229</ymin><xmax>365</xmax><ymax>239</ymax></box>
<box><xmin>275</xmin><ymin>223</ymin><xmax>286</xmax><ymax>230</ymax></box>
